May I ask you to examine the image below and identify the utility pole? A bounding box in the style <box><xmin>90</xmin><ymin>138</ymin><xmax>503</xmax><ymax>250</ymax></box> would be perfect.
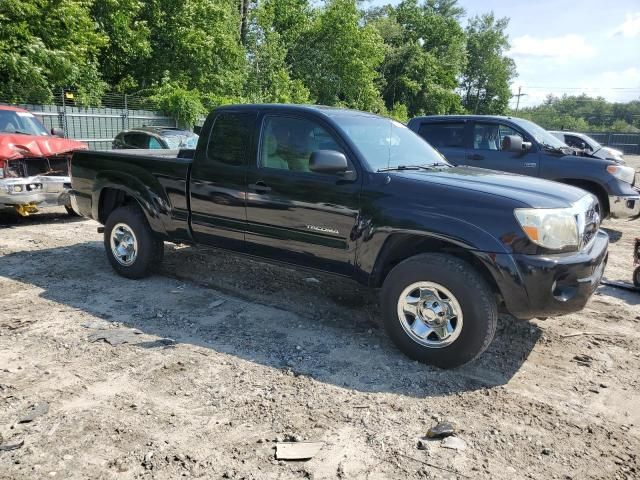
<box><xmin>514</xmin><ymin>86</ymin><xmax>527</xmax><ymax>113</ymax></box>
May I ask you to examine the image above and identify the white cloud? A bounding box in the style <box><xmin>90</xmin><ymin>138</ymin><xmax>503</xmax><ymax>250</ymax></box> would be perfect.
<box><xmin>613</xmin><ymin>12</ymin><xmax>640</xmax><ymax>38</ymax></box>
<box><xmin>508</xmin><ymin>34</ymin><xmax>596</xmax><ymax>60</ymax></box>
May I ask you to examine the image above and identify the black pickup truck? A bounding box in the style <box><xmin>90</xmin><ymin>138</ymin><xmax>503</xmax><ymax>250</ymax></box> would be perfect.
<box><xmin>408</xmin><ymin>115</ymin><xmax>640</xmax><ymax>219</ymax></box>
<box><xmin>70</xmin><ymin>104</ymin><xmax>608</xmax><ymax>368</ymax></box>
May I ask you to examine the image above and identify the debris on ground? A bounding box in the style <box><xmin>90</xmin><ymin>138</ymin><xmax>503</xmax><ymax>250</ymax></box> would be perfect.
<box><xmin>18</xmin><ymin>402</ymin><xmax>49</xmax><ymax>423</ymax></box>
<box><xmin>572</xmin><ymin>354</ymin><xmax>593</xmax><ymax>367</ymax></box>
<box><xmin>87</xmin><ymin>328</ymin><xmax>143</xmax><ymax>346</ymax></box>
<box><xmin>209</xmin><ymin>299</ymin><xmax>226</xmax><ymax>308</ymax></box>
<box><xmin>275</xmin><ymin>442</ymin><xmax>324</xmax><ymax>460</ymax></box>
<box><xmin>441</xmin><ymin>436</ymin><xmax>467</xmax><ymax>451</ymax></box>
<box><xmin>0</xmin><ymin>439</ymin><xmax>25</xmax><ymax>452</ymax></box>
<box><xmin>303</xmin><ymin>277</ymin><xmax>320</xmax><ymax>283</ymax></box>
<box><xmin>426</xmin><ymin>421</ymin><xmax>457</xmax><ymax>438</ymax></box>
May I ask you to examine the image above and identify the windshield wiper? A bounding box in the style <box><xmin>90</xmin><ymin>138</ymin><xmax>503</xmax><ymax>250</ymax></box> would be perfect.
<box><xmin>3</xmin><ymin>130</ymin><xmax>33</xmax><ymax>135</ymax></box>
<box><xmin>377</xmin><ymin>163</ymin><xmax>450</xmax><ymax>172</ymax></box>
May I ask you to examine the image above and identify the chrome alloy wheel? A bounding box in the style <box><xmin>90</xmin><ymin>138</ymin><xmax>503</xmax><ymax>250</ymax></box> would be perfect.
<box><xmin>396</xmin><ymin>282</ymin><xmax>463</xmax><ymax>348</ymax></box>
<box><xmin>110</xmin><ymin>223</ymin><xmax>138</xmax><ymax>266</ymax></box>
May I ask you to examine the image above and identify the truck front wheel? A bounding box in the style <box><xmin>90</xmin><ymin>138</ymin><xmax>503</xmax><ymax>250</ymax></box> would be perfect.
<box><xmin>381</xmin><ymin>253</ymin><xmax>497</xmax><ymax>368</ymax></box>
<box><xmin>104</xmin><ymin>205</ymin><xmax>164</xmax><ymax>279</ymax></box>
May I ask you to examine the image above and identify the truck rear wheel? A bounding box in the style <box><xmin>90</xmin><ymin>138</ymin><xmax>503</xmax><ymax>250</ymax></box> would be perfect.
<box><xmin>380</xmin><ymin>253</ymin><xmax>497</xmax><ymax>368</ymax></box>
<box><xmin>104</xmin><ymin>205</ymin><xmax>164</xmax><ymax>279</ymax></box>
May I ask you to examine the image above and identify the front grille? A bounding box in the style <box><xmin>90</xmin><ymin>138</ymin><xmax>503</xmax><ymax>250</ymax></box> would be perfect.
<box><xmin>7</xmin><ymin>155</ymin><xmax>70</xmax><ymax>178</ymax></box>
<box><xmin>581</xmin><ymin>197</ymin><xmax>601</xmax><ymax>248</ymax></box>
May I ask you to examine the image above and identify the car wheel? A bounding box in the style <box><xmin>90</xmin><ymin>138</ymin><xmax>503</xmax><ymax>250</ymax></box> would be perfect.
<box><xmin>633</xmin><ymin>267</ymin><xmax>640</xmax><ymax>288</ymax></box>
<box><xmin>104</xmin><ymin>205</ymin><xmax>164</xmax><ymax>279</ymax></box>
<box><xmin>381</xmin><ymin>253</ymin><xmax>498</xmax><ymax>368</ymax></box>
<box><xmin>64</xmin><ymin>205</ymin><xmax>80</xmax><ymax>217</ymax></box>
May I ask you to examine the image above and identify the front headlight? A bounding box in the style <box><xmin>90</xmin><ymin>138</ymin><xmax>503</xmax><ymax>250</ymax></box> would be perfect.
<box><xmin>606</xmin><ymin>164</ymin><xmax>635</xmax><ymax>184</ymax></box>
<box><xmin>514</xmin><ymin>207</ymin><xmax>579</xmax><ymax>250</ymax></box>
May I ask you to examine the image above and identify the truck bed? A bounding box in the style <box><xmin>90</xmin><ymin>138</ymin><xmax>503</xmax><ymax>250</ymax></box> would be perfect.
<box><xmin>70</xmin><ymin>149</ymin><xmax>193</xmax><ymax>241</ymax></box>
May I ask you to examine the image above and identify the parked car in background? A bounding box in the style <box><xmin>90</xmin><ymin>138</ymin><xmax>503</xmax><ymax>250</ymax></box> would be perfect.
<box><xmin>113</xmin><ymin>126</ymin><xmax>198</xmax><ymax>150</ymax></box>
<box><xmin>408</xmin><ymin>115</ymin><xmax>639</xmax><ymax>219</ymax></box>
<box><xmin>549</xmin><ymin>130</ymin><xmax>625</xmax><ymax>162</ymax></box>
<box><xmin>0</xmin><ymin>105</ymin><xmax>87</xmax><ymax>216</ymax></box>
<box><xmin>71</xmin><ymin>104</ymin><xmax>607</xmax><ymax>368</ymax></box>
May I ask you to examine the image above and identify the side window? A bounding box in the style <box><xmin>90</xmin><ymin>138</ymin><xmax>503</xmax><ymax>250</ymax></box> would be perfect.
<box><xmin>418</xmin><ymin>122</ymin><xmax>465</xmax><ymax>148</ymax></box>
<box><xmin>566</xmin><ymin>135</ymin><xmax>589</xmax><ymax>150</ymax></box>
<box><xmin>206</xmin><ymin>113</ymin><xmax>254</xmax><ymax>166</ymax></box>
<box><xmin>149</xmin><ymin>137</ymin><xmax>164</xmax><ymax>149</ymax></box>
<box><xmin>259</xmin><ymin>116</ymin><xmax>343</xmax><ymax>173</ymax></box>
<box><xmin>124</xmin><ymin>133</ymin><xmax>149</xmax><ymax>148</ymax></box>
<box><xmin>473</xmin><ymin>123</ymin><xmax>523</xmax><ymax>151</ymax></box>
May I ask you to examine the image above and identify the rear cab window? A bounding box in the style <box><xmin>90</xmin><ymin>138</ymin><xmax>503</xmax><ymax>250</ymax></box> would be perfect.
<box><xmin>418</xmin><ymin>122</ymin><xmax>465</xmax><ymax>149</ymax></box>
<box><xmin>206</xmin><ymin>112</ymin><xmax>256</xmax><ymax>166</ymax></box>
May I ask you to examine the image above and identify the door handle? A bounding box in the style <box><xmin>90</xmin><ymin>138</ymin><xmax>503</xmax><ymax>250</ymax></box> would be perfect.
<box><xmin>468</xmin><ymin>154</ymin><xmax>484</xmax><ymax>160</ymax></box>
<box><xmin>248</xmin><ymin>181</ymin><xmax>272</xmax><ymax>193</ymax></box>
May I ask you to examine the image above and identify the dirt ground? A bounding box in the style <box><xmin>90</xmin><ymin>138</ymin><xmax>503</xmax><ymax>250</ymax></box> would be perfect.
<box><xmin>1</xmin><ymin>158</ymin><xmax>640</xmax><ymax>479</ymax></box>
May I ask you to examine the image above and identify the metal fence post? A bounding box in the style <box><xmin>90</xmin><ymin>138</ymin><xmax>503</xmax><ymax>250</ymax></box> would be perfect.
<box><xmin>123</xmin><ymin>94</ymin><xmax>129</xmax><ymax>131</ymax></box>
<box><xmin>59</xmin><ymin>88</ymin><xmax>69</xmax><ymax>138</ymax></box>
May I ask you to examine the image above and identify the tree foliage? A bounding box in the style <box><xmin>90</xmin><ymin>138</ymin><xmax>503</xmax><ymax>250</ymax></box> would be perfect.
<box><xmin>0</xmin><ymin>0</ymin><xmax>107</xmax><ymax>104</ymax></box>
<box><xmin>518</xmin><ymin>95</ymin><xmax>640</xmax><ymax>132</ymax></box>
<box><xmin>460</xmin><ymin>13</ymin><xmax>516</xmax><ymax>115</ymax></box>
<box><xmin>0</xmin><ymin>0</ymin><xmax>532</xmax><ymax>126</ymax></box>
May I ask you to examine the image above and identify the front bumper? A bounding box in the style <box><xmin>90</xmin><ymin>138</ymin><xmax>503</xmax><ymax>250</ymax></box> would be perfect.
<box><xmin>608</xmin><ymin>194</ymin><xmax>640</xmax><ymax>219</ymax></box>
<box><xmin>488</xmin><ymin>230</ymin><xmax>609</xmax><ymax>320</ymax></box>
<box><xmin>0</xmin><ymin>175</ymin><xmax>71</xmax><ymax>208</ymax></box>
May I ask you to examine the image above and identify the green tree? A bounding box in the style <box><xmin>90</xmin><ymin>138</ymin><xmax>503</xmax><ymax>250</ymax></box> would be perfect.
<box><xmin>136</xmin><ymin>0</ymin><xmax>246</xmax><ymax>98</ymax></box>
<box><xmin>460</xmin><ymin>13</ymin><xmax>516</xmax><ymax>114</ymax></box>
<box><xmin>291</xmin><ymin>0</ymin><xmax>385</xmax><ymax>111</ymax></box>
<box><xmin>369</xmin><ymin>0</ymin><xmax>466</xmax><ymax>116</ymax></box>
<box><xmin>92</xmin><ymin>0</ymin><xmax>151</xmax><ymax>92</ymax></box>
<box><xmin>0</xmin><ymin>0</ymin><xmax>107</xmax><ymax>104</ymax></box>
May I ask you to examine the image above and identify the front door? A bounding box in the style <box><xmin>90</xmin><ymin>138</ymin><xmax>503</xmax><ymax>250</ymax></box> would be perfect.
<box><xmin>466</xmin><ymin>122</ymin><xmax>539</xmax><ymax>176</ymax></box>
<box><xmin>189</xmin><ymin>111</ymin><xmax>257</xmax><ymax>249</ymax></box>
<box><xmin>244</xmin><ymin>114</ymin><xmax>361</xmax><ymax>276</ymax></box>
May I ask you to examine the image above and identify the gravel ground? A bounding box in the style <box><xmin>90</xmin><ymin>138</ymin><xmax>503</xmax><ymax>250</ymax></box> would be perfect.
<box><xmin>1</xmin><ymin>159</ymin><xmax>639</xmax><ymax>479</ymax></box>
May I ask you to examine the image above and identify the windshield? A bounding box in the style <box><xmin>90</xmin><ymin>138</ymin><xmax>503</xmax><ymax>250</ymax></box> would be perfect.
<box><xmin>583</xmin><ymin>135</ymin><xmax>602</xmax><ymax>150</ymax></box>
<box><xmin>332</xmin><ymin>115</ymin><xmax>448</xmax><ymax>171</ymax></box>
<box><xmin>0</xmin><ymin>110</ymin><xmax>49</xmax><ymax>136</ymax></box>
<box><xmin>163</xmin><ymin>132</ymin><xmax>199</xmax><ymax>149</ymax></box>
<box><xmin>511</xmin><ymin>118</ymin><xmax>566</xmax><ymax>149</ymax></box>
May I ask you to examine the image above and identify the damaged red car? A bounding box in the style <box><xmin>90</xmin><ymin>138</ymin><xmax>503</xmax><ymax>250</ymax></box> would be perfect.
<box><xmin>0</xmin><ymin>105</ymin><xmax>87</xmax><ymax>216</ymax></box>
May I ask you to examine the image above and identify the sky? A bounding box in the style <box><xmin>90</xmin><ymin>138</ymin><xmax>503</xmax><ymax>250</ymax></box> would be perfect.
<box><xmin>370</xmin><ymin>0</ymin><xmax>640</xmax><ymax>107</ymax></box>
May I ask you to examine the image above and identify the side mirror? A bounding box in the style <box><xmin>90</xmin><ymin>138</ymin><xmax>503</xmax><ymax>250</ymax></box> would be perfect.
<box><xmin>51</xmin><ymin>127</ymin><xmax>65</xmax><ymax>138</ymax></box>
<box><xmin>309</xmin><ymin>150</ymin><xmax>348</xmax><ymax>174</ymax></box>
<box><xmin>502</xmin><ymin>135</ymin><xmax>531</xmax><ymax>152</ymax></box>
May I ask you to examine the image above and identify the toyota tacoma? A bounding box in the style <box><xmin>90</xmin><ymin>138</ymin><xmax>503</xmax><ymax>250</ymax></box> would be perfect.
<box><xmin>70</xmin><ymin>105</ymin><xmax>608</xmax><ymax>368</ymax></box>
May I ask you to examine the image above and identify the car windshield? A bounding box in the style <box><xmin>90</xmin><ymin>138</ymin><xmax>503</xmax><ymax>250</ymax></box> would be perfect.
<box><xmin>0</xmin><ymin>110</ymin><xmax>49</xmax><ymax>136</ymax></box>
<box><xmin>512</xmin><ymin>118</ymin><xmax>566</xmax><ymax>149</ymax></box>
<box><xmin>583</xmin><ymin>134</ymin><xmax>602</xmax><ymax>150</ymax></box>
<box><xmin>332</xmin><ymin>115</ymin><xmax>448</xmax><ymax>171</ymax></box>
<box><xmin>162</xmin><ymin>132</ymin><xmax>199</xmax><ymax>149</ymax></box>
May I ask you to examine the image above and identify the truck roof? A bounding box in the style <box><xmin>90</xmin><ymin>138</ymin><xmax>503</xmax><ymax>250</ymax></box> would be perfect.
<box><xmin>411</xmin><ymin>114</ymin><xmax>518</xmax><ymax>122</ymax></box>
<box><xmin>0</xmin><ymin>104</ymin><xmax>30</xmax><ymax>113</ymax></box>
<box><xmin>215</xmin><ymin>103</ymin><xmax>384</xmax><ymax>119</ymax></box>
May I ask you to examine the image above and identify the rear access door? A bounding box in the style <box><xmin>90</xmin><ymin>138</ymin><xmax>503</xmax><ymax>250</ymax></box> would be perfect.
<box><xmin>189</xmin><ymin>110</ymin><xmax>258</xmax><ymax>250</ymax></box>
<box><xmin>243</xmin><ymin>113</ymin><xmax>362</xmax><ymax>276</ymax></box>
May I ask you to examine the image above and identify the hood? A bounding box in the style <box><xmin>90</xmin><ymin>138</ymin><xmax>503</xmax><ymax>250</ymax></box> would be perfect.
<box><xmin>394</xmin><ymin>166</ymin><xmax>588</xmax><ymax>208</ymax></box>
<box><xmin>601</xmin><ymin>146</ymin><xmax>624</xmax><ymax>160</ymax></box>
<box><xmin>0</xmin><ymin>134</ymin><xmax>87</xmax><ymax>160</ymax></box>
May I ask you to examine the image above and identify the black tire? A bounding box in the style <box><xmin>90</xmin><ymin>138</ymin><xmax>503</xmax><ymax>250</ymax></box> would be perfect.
<box><xmin>65</xmin><ymin>205</ymin><xmax>80</xmax><ymax>217</ymax></box>
<box><xmin>380</xmin><ymin>253</ymin><xmax>498</xmax><ymax>369</ymax></box>
<box><xmin>103</xmin><ymin>205</ymin><xmax>164</xmax><ymax>279</ymax></box>
<box><xmin>633</xmin><ymin>267</ymin><xmax>640</xmax><ymax>288</ymax></box>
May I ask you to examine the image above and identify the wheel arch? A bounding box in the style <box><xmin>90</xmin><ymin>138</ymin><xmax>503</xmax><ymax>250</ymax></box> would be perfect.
<box><xmin>369</xmin><ymin>233</ymin><xmax>503</xmax><ymax>302</ymax></box>
<box><xmin>557</xmin><ymin>178</ymin><xmax>609</xmax><ymax>215</ymax></box>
